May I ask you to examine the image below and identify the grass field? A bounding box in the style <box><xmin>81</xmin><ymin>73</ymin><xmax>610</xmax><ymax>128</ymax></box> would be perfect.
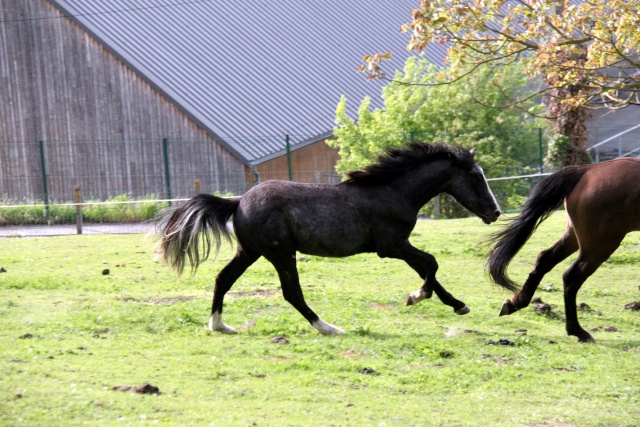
<box><xmin>1</xmin><ymin>212</ymin><xmax>638</xmax><ymax>426</ymax></box>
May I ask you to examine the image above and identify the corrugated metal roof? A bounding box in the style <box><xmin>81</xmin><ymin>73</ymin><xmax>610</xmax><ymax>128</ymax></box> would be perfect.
<box><xmin>49</xmin><ymin>0</ymin><xmax>447</xmax><ymax>164</ymax></box>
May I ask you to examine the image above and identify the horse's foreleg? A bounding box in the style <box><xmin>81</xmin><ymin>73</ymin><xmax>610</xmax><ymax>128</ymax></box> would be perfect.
<box><xmin>429</xmin><ymin>279</ymin><xmax>470</xmax><ymax>314</ymax></box>
<box><xmin>561</xmin><ymin>234</ymin><xmax>623</xmax><ymax>343</ymax></box>
<box><xmin>269</xmin><ymin>253</ymin><xmax>344</xmax><ymax>335</ymax></box>
<box><xmin>501</xmin><ymin>231</ymin><xmax>578</xmax><ymax>316</ymax></box>
<box><xmin>209</xmin><ymin>246</ymin><xmax>259</xmax><ymax>333</ymax></box>
<box><xmin>391</xmin><ymin>242</ymin><xmax>468</xmax><ymax>314</ymax></box>
<box><xmin>562</xmin><ymin>256</ymin><xmax>602</xmax><ymax>343</ymax></box>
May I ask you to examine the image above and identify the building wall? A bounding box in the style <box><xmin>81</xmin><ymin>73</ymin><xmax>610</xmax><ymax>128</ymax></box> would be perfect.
<box><xmin>0</xmin><ymin>0</ymin><xmax>246</xmax><ymax>201</ymax></box>
<box><xmin>246</xmin><ymin>140</ymin><xmax>341</xmax><ymax>189</ymax></box>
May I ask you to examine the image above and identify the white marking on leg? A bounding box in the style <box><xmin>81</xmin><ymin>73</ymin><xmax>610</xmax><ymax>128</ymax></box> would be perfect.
<box><xmin>208</xmin><ymin>312</ymin><xmax>237</xmax><ymax>334</ymax></box>
<box><xmin>312</xmin><ymin>318</ymin><xmax>345</xmax><ymax>335</ymax></box>
<box><xmin>406</xmin><ymin>288</ymin><xmax>426</xmax><ymax>306</ymax></box>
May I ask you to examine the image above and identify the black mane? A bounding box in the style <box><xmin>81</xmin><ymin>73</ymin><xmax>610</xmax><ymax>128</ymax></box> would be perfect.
<box><xmin>343</xmin><ymin>142</ymin><xmax>472</xmax><ymax>186</ymax></box>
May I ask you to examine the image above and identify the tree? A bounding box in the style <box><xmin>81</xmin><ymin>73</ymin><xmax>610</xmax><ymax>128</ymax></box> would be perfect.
<box><xmin>361</xmin><ymin>0</ymin><xmax>640</xmax><ymax>166</ymax></box>
<box><xmin>331</xmin><ymin>57</ymin><xmax>551</xmax><ymax>216</ymax></box>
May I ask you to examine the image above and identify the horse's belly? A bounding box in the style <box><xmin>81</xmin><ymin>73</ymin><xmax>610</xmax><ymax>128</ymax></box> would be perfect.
<box><xmin>294</xmin><ymin>230</ymin><xmax>372</xmax><ymax>257</ymax></box>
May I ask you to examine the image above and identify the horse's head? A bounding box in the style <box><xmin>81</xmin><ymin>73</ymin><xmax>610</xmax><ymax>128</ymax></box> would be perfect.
<box><xmin>446</xmin><ymin>148</ymin><xmax>501</xmax><ymax>224</ymax></box>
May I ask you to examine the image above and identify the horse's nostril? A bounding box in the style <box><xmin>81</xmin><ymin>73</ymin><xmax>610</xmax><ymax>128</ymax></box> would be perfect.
<box><xmin>495</xmin><ymin>210</ymin><xmax>501</xmax><ymax>217</ymax></box>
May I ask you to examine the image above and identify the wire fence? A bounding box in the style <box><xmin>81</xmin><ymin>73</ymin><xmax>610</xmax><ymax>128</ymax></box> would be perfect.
<box><xmin>2</xmin><ymin>124</ymin><xmax>639</xmax><ymax>236</ymax></box>
<box><xmin>0</xmin><ymin>170</ymin><xmax>550</xmax><ymax>237</ymax></box>
<box><xmin>588</xmin><ymin>123</ymin><xmax>640</xmax><ymax>161</ymax></box>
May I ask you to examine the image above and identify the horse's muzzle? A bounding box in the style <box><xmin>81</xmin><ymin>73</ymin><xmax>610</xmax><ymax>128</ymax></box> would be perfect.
<box><xmin>480</xmin><ymin>210</ymin><xmax>501</xmax><ymax>224</ymax></box>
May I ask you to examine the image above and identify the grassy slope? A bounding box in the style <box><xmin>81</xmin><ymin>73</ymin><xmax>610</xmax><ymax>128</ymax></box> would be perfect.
<box><xmin>0</xmin><ymin>212</ymin><xmax>638</xmax><ymax>426</ymax></box>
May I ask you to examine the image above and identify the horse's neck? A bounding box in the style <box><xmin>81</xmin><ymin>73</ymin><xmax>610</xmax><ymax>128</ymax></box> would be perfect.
<box><xmin>394</xmin><ymin>162</ymin><xmax>451</xmax><ymax>208</ymax></box>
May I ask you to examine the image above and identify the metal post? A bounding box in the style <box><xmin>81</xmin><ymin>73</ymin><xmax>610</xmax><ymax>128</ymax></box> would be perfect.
<box><xmin>74</xmin><ymin>187</ymin><xmax>83</xmax><ymax>235</ymax></box>
<box><xmin>38</xmin><ymin>140</ymin><xmax>50</xmax><ymax>221</ymax></box>
<box><xmin>162</xmin><ymin>138</ymin><xmax>172</xmax><ymax>204</ymax></box>
<box><xmin>538</xmin><ymin>128</ymin><xmax>544</xmax><ymax>174</ymax></box>
<box><xmin>618</xmin><ymin>138</ymin><xmax>622</xmax><ymax>158</ymax></box>
<box><xmin>285</xmin><ymin>134</ymin><xmax>293</xmax><ymax>181</ymax></box>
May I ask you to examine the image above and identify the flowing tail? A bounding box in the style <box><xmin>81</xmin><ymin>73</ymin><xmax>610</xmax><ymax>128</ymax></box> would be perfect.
<box><xmin>156</xmin><ymin>194</ymin><xmax>239</xmax><ymax>275</ymax></box>
<box><xmin>486</xmin><ymin>166</ymin><xmax>587</xmax><ymax>292</ymax></box>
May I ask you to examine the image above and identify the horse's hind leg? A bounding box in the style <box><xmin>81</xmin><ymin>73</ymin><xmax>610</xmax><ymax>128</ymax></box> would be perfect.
<box><xmin>501</xmin><ymin>228</ymin><xmax>578</xmax><ymax>316</ymax></box>
<box><xmin>267</xmin><ymin>253</ymin><xmax>344</xmax><ymax>335</ymax></box>
<box><xmin>209</xmin><ymin>246</ymin><xmax>259</xmax><ymax>333</ymax></box>
<box><xmin>404</xmin><ymin>258</ymin><xmax>433</xmax><ymax>304</ymax></box>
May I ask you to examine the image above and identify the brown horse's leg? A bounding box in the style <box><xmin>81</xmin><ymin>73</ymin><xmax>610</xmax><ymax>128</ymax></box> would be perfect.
<box><xmin>501</xmin><ymin>229</ymin><xmax>578</xmax><ymax>316</ymax></box>
<box><xmin>209</xmin><ymin>246</ymin><xmax>260</xmax><ymax>333</ymax></box>
<box><xmin>562</xmin><ymin>235</ymin><xmax>624</xmax><ymax>342</ymax></box>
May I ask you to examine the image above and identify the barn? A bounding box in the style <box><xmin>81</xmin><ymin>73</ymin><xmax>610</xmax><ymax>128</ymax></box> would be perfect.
<box><xmin>0</xmin><ymin>0</ymin><xmax>449</xmax><ymax>202</ymax></box>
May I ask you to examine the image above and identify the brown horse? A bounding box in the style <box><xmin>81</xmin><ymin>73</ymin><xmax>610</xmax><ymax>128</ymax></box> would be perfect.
<box><xmin>487</xmin><ymin>157</ymin><xmax>640</xmax><ymax>342</ymax></box>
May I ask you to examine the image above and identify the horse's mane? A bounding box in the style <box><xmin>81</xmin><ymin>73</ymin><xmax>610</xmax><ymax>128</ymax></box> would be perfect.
<box><xmin>343</xmin><ymin>142</ymin><xmax>471</xmax><ymax>186</ymax></box>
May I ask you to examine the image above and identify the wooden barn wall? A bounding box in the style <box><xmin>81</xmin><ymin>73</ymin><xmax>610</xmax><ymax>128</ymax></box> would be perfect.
<box><xmin>0</xmin><ymin>0</ymin><xmax>246</xmax><ymax>202</ymax></box>
<box><xmin>246</xmin><ymin>140</ymin><xmax>341</xmax><ymax>189</ymax></box>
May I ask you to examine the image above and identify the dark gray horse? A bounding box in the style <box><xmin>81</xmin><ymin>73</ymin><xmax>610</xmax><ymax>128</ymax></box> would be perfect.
<box><xmin>157</xmin><ymin>142</ymin><xmax>500</xmax><ymax>335</ymax></box>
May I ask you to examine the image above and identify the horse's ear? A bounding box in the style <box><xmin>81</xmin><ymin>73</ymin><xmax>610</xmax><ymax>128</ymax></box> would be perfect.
<box><xmin>469</xmin><ymin>148</ymin><xmax>476</xmax><ymax>158</ymax></box>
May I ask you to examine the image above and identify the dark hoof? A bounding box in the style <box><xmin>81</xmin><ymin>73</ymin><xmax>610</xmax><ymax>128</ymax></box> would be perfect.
<box><xmin>405</xmin><ymin>295</ymin><xmax>416</xmax><ymax>306</ymax></box>
<box><xmin>499</xmin><ymin>299</ymin><xmax>516</xmax><ymax>317</ymax></box>
<box><xmin>577</xmin><ymin>334</ymin><xmax>596</xmax><ymax>344</ymax></box>
<box><xmin>455</xmin><ymin>305</ymin><xmax>470</xmax><ymax>315</ymax></box>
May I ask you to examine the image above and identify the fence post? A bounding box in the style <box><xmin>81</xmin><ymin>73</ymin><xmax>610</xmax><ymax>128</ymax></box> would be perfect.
<box><xmin>194</xmin><ymin>179</ymin><xmax>201</xmax><ymax>195</ymax></box>
<box><xmin>162</xmin><ymin>137</ymin><xmax>172</xmax><ymax>204</ymax></box>
<box><xmin>38</xmin><ymin>140</ymin><xmax>50</xmax><ymax>222</ymax></box>
<box><xmin>74</xmin><ymin>187</ymin><xmax>83</xmax><ymax>235</ymax></box>
<box><xmin>618</xmin><ymin>138</ymin><xmax>622</xmax><ymax>158</ymax></box>
<box><xmin>538</xmin><ymin>128</ymin><xmax>544</xmax><ymax>174</ymax></box>
<box><xmin>285</xmin><ymin>134</ymin><xmax>293</xmax><ymax>181</ymax></box>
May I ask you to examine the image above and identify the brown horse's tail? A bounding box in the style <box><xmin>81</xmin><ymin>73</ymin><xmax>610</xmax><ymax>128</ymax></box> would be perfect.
<box><xmin>486</xmin><ymin>166</ymin><xmax>587</xmax><ymax>292</ymax></box>
<box><xmin>156</xmin><ymin>194</ymin><xmax>239</xmax><ymax>275</ymax></box>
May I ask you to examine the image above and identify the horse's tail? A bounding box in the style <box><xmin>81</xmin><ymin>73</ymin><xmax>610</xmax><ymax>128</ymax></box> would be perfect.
<box><xmin>156</xmin><ymin>194</ymin><xmax>240</xmax><ymax>275</ymax></box>
<box><xmin>486</xmin><ymin>166</ymin><xmax>587</xmax><ymax>292</ymax></box>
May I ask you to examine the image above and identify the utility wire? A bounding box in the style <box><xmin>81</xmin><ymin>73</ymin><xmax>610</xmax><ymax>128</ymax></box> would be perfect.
<box><xmin>0</xmin><ymin>0</ymin><xmax>214</xmax><ymax>24</ymax></box>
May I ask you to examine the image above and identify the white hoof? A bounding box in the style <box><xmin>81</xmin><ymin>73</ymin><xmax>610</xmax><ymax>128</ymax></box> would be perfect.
<box><xmin>209</xmin><ymin>313</ymin><xmax>237</xmax><ymax>334</ymax></box>
<box><xmin>312</xmin><ymin>318</ymin><xmax>345</xmax><ymax>335</ymax></box>
<box><xmin>405</xmin><ymin>289</ymin><xmax>426</xmax><ymax>306</ymax></box>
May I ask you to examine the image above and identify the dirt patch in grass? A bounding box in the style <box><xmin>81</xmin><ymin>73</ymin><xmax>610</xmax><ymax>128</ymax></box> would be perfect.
<box><xmin>112</xmin><ymin>383</ymin><xmax>161</xmax><ymax>395</ymax></box>
<box><xmin>371</xmin><ymin>303</ymin><xmax>394</xmax><ymax>311</ymax></box>
<box><xmin>227</xmin><ymin>289</ymin><xmax>278</xmax><ymax>299</ymax></box>
<box><xmin>624</xmin><ymin>301</ymin><xmax>640</xmax><ymax>311</ymax></box>
<box><xmin>149</xmin><ymin>296</ymin><xmax>198</xmax><ymax>304</ymax></box>
<box><xmin>118</xmin><ymin>296</ymin><xmax>198</xmax><ymax>304</ymax></box>
<box><xmin>341</xmin><ymin>349</ymin><xmax>364</xmax><ymax>359</ymax></box>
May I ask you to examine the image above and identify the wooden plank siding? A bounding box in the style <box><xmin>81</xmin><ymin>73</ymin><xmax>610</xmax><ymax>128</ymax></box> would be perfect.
<box><xmin>0</xmin><ymin>0</ymin><xmax>246</xmax><ymax>202</ymax></box>
<box><xmin>246</xmin><ymin>140</ymin><xmax>341</xmax><ymax>189</ymax></box>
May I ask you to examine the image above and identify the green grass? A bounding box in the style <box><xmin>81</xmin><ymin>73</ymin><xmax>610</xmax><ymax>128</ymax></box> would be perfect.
<box><xmin>0</xmin><ymin>212</ymin><xmax>639</xmax><ymax>426</ymax></box>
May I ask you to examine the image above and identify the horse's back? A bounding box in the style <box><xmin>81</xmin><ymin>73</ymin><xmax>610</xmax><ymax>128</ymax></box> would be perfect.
<box><xmin>566</xmin><ymin>158</ymin><xmax>640</xmax><ymax>235</ymax></box>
